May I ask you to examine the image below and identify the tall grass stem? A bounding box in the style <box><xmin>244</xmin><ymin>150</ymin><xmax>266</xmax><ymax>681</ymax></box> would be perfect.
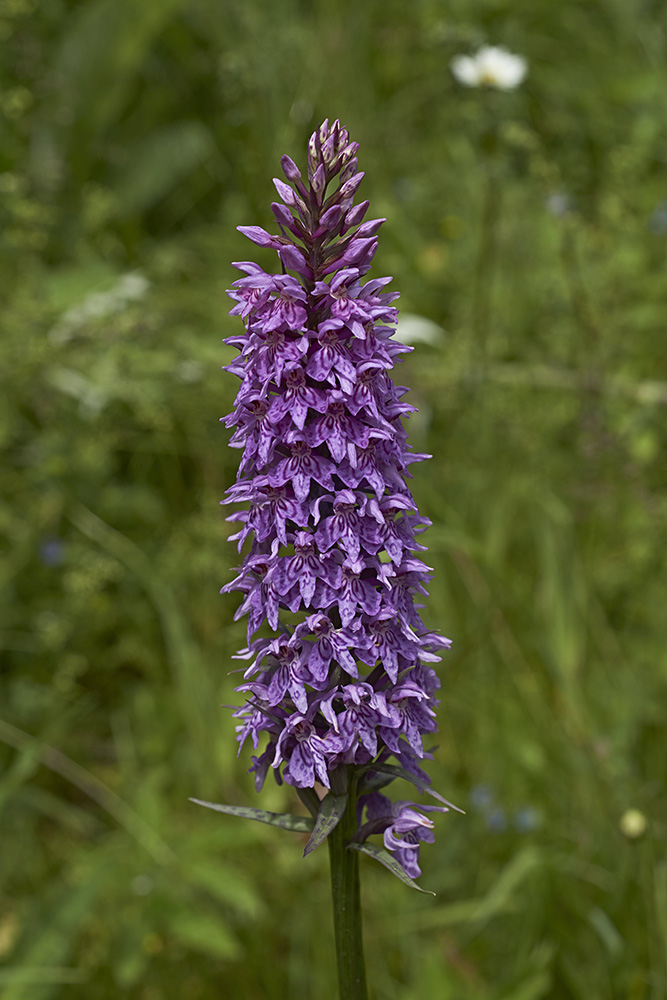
<box><xmin>472</xmin><ymin>165</ymin><xmax>501</xmax><ymax>374</ymax></box>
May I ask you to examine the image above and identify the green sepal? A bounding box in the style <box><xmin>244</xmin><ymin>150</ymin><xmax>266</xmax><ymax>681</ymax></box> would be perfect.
<box><xmin>303</xmin><ymin>792</ymin><xmax>348</xmax><ymax>857</ymax></box>
<box><xmin>361</xmin><ymin>762</ymin><xmax>464</xmax><ymax>813</ymax></box>
<box><xmin>189</xmin><ymin>798</ymin><xmax>314</xmax><ymax>832</ymax></box>
<box><xmin>296</xmin><ymin>786</ymin><xmax>320</xmax><ymax>818</ymax></box>
<box><xmin>356</xmin><ymin>768</ymin><xmax>396</xmax><ymax>795</ymax></box>
<box><xmin>347</xmin><ymin>841</ymin><xmax>436</xmax><ymax>895</ymax></box>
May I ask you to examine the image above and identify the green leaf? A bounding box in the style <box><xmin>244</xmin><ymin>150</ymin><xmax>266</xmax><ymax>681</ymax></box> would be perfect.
<box><xmin>189</xmin><ymin>798</ymin><xmax>314</xmax><ymax>833</ymax></box>
<box><xmin>348</xmin><ymin>842</ymin><xmax>435</xmax><ymax>895</ymax></box>
<box><xmin>361</xmin><ymin>762</ymin><xmax>464</xmax><ymax>813</ymax></box>
<box><xmin>356</xmin><ymin>769</ymin><xmax>396</xmax><ymax>795</ymax></box>
<box><xmin>588</xmin><ymin>907</ymin><xmax>624</xmax><ymax>959</ymax></box>
<box><xmin>303</xmin><ymin>793</ymin><xmax>348</xmax><ymax>857</ymax></box>
<box><xmin>295</xmin><ymin>786</ymin><xmax>320</xmax><ymax>817</ymax></box>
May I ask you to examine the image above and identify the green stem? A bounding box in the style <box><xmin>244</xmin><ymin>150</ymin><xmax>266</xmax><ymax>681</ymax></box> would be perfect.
<box><xmin>328</xmin><ymin>777</ymin><xmax>368</xmax><ymax>1000</ymax></box>
<box><xmin>472</xmin><ymin>163</ymin><xmax>501</xmax><ymax>375</ymax></box>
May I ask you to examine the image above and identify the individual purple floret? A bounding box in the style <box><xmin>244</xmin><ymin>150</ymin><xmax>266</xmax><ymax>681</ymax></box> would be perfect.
<box><xmin>355</xmin><ymin>792</ymin><xmax>447</xmax><ymax>879</ymax></box>
<box><xmin>221</xmin><ymin>119</ymin><xmax>453</xmax><ymax>879</ymax></box>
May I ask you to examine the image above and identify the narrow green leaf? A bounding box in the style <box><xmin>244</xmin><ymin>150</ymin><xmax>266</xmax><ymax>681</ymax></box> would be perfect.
<box><xmin>189</xmin><ymin>798</ymin><xmax>313</xmax><ymax>833</ymax></box>
<box><xmin>588</xmin><ymin>907</ymin><xmax>624</xmax><ymax>958</ymax></box>
<box><xmin>361</xmin><ymin>762</ymin><xmax>464</xmax><ymax>812</ymax></box>
<box><xmin>357</xmin><ymin>769</ymin><xmax>396</xmax><ymax>795</ymax></box>
<box><xmin>303</xmin><ymin>793</ymin><xmax>348</xmax><ymax>857</ymax></box>
<box><xmin>348</xmin><ymin>842</ymin><xmax>435</xmax><ymax>895</ymax></box>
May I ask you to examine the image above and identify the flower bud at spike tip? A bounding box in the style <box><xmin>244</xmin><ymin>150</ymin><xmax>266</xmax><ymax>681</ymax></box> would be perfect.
<box><xmin>273</xmin><ymin>177</ymin><xmax>297</xmax><ymax>206</ymax></box>
<box><xmin>354</xmin><ymin>218</ymin><xmax>386</xmax><ymax>239</ymax></box>
<box><xmin>322</xmin><ymin>134</ymin><xmax>336</xmax><ymax>165</ymax></box>
<box><xmin>237</xmin><ymin>225</ymin><xmax>278</xmax><ymax>248</ymax></box>
<box><xmin>320</xmin><ymin>204</ymin><xmax>344</xmax><ymax>228</ymax></box>
<box><xmin>312</xmin><ymin>163</ymin><xmax>327</xmax><ymax>202</ymax></box>
<box><xmin>308</xmin><ymin>134</ymin><xmax>319</xmax><ymax>174</ymax></box>
<box><xmin>271</xmin><ymin>202</ymin><xmax>299</xmax><ymax>231</ymax></box>
<box><xmin>345</xmin><ymin>200</ymin><xmax>370</xmax><ymax>227</ymax></box>
<box><xmin>346</xmin><ymin>237</ymin><xmax>378</xmax><ymax>265</ymax></box>
<box><xmin>281</xmin><ymin>154</ymin><xmax>302</xmax><ymax>182</ymax></box>
<box><xmin>341</xmin><ymin>158</ymin><xmax>359</xmax><ymax>184</ymax></box>
<box><xmin>221</xmin><ymin>119</ymin><xmax>455</xmax><ymax>883</ymax></box>
<box><xmin>340</xmin><ymin>171</ymin><xmax>365</xmax><ymax>199</ymax></box>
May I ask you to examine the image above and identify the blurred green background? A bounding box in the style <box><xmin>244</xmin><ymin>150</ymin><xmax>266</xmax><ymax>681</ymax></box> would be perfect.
<box><xmin>1</xmin><ymin>0</ymin><xmax>666</xmax><ymax>997</ymax></box>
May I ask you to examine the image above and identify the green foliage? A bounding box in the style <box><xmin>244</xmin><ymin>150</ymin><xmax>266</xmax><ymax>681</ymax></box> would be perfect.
<box><xmin>1</xmin><ymin>0</ymin><xmax>667</xmax><ymax>998</ymax></box>
<box><xmin>348</xmin><ymin>843</ymin><xmax>437</xmax><ymax>897</ymax></box>
<box><xmin>190</xmin><ymin>799</ymin><xmax>314</xmax><ymax>834</ymax></box>
<box><xmin>304</xmin><ymin>794</ymin><xmax>349</xmax><ymax>857</ymax></box>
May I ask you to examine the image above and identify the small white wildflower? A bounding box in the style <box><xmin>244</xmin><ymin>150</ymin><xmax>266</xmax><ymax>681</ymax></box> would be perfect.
<box><xmin>394</xmin><ymin>313</ymin><xmax>444</xmax><ymax>346</ymax></box>
<box><xmin>131</xmin><ymin>875</ymin><xmax>154</xmax><ymax>896</ymax></box>
<box><xmin>115</xmin><ymin>271</ymin><xmax>150</xmax><ymax>301</ymax></box>
<box><xmin>48</xmin><ymin>367</ymin><xmax>108</xmax><ymax>419</ymax></box>
<box><xmin>451</xmin><ymin>46</ymin><xmax>527</xmax><ymax>91</ymax></box>
<box><xmin>546</xmin><ymin>192</ymin><xmax>573</xmax><ymax>217</ymax></box>
<box><xmin>619</xmin><ymin>809</ymin><xmax>647</xmax><ymax>839</ymax></box>
<box><xmin>49</xmin><ymin>270</ymin><xmax>150</xmax><ymax>344</ymax></box>
<box><xmin>174</xmin><ymin>359</ymin><xmax>205</xmax><ymax>383</ymax></box>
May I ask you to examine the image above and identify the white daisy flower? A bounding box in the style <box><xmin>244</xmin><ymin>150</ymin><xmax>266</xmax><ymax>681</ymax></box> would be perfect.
<box><xmin>451</xmin><ymin>46</ymin><xmax>528</xmax><ymax>91</ymax></box>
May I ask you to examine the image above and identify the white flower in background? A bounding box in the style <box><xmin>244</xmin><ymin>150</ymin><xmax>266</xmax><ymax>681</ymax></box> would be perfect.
<box><xmin>451</xmin><ymin>46</ymin><xmax>527</xmax><ymax>91</ymax></box>
<box><xmin>49</xmin><ymin>271</ymin><xmax>150</xmax><ymax>343</ymax></box>
<box><xmin>394</xmin><ymin>313</ymin><xmax>444</xmax><ymax>346</ymax></box>
<box><xmin>546</xmin><ymin>192</ymin><xmax>573</xmax><ymax>217</ymax></box>
<box><xmin>619</xmin><ymin>809</ymin><xmax>647</xmax><ymax>839</ymax></box>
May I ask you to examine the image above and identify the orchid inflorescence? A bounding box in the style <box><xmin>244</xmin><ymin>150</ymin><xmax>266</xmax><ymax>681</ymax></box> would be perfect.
<box><xmin>200</xmin><ymin>119</ymin><xmax>457</xmax><ymax>889</ymax></box>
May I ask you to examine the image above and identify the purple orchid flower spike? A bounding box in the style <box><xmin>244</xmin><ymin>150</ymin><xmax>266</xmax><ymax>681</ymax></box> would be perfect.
<box><xmin>192</xmin><ymin>119</ymin><xmax>459</xmax><ymax>999</ymax></box>
<box><xmin>222</xmin><ymin>116</ymin><xmax>456</xmax><ymax>859</ymax></box>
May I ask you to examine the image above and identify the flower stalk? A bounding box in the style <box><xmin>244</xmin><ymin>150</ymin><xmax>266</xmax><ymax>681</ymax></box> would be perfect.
<box><xmin>328</xmin><ymin>771</ymin><xmax>367</xmax><ymax>1000</ymax></box>
<box><xmin>450</xmin><ymin>46</ymin><xmax>528</xmax><ymax>376</ymax></box>
<box><xmin>472</xmin><ymin>152</ymin><xmax>502</xmax><ymax>373</ymax></box>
